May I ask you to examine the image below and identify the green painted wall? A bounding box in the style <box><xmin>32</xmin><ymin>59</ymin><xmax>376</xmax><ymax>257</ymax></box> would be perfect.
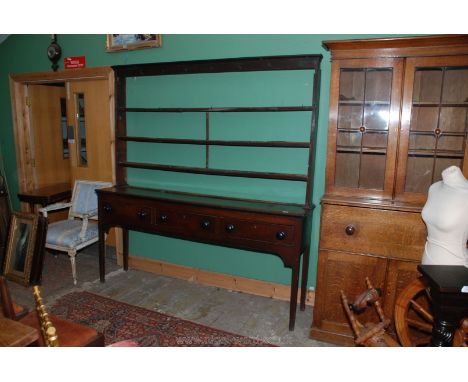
<box><xmin>0</xmin><ymin>34</ymin><xmax>404</xmax><ymax>288</ymax></box>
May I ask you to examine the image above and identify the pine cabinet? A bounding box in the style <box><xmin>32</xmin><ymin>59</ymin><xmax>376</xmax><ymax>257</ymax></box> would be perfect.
<box><xmin>310</xmin><ymin>35</ymin><xmax>468</xmax><ymax>345</ymax></box>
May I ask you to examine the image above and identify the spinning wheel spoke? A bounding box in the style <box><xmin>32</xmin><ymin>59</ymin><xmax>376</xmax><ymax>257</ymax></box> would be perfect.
<box><xmin>406</xmin><ymin>318</ymin><xmax>433</xmax><ymax>333</ymax></box>
<box><xmin>413</xmin><ymin>337</ymin><xmax>431</xmax><ymax>347</ymax></box>
<box><xmin>409</xmin><ymin>299</ymin><xmax>434</xmax><ymax>323</ymax></box>
<box><xmin>394</xmin><ymin>278</ymin><xmax>434</xmax><ymax>346</ymax></box>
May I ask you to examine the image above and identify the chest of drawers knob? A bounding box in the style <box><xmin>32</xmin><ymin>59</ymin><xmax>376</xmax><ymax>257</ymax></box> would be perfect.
<box><xmin>276</xmin><ymin>231</ymin><xmax>287</xmax><ymax>240</ymax></box>
<box><xmin>345</xmin><ymin>225</ymin><xmax>355</xmax><ymax>236</ymax></box>
<box><xmin>160</xmin><ymin>214</ymin><xmax>168</xmax><ymax>222</ymax></box>
<box><xmin>137</xmin><ymin>211</ymin><xmax>148</xmax><ymax>220</ymax></box>
<box><xmin>225</xmin><ymin>223</ymin><xmax>235</xmax><ymax>233</ymax></box>
<box><xmin>103</xmin><ymin>204</ymin><xmax>112</xmax><ymax>213</ymax></box>
<box><xmin>201</xmin><ymin>220</ymin><xmax>211</xmax><ymax>230</ymax></box>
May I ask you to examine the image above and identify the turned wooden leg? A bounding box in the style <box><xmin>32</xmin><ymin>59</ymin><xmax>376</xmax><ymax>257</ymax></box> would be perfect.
<box><xmin>69</xmin><ymin>252</ymin><xmax>77</xmax><ymax>285</ymax></box>
<box><xmin>431</xmin><ymin>319</ymin><xmax>459</xmax><ymax>347</ymax></box>
<box><xmin>430</xmin><ymin>289</ymin><xmax>467</xmax><ymax>347</ymax></box>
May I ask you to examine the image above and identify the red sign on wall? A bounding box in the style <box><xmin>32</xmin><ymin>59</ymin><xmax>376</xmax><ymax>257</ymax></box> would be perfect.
<box><xmin>64</xmin><ymin>56</ymin><xmax>86</xmax><ymax>69</ymax></box>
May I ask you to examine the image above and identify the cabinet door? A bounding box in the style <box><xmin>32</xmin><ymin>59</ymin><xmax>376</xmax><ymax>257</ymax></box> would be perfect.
<box><xmin>325</xmin><ymin>58</ymin><xmax>403</xmax><ymax>199</ymax></box>
<box><xmin>312</xmin><ymin>250</ymin><xmax>387</xmax><ymax>343</ymax></box>
<box><xmin>395</xmin><ymin>56</ymin><xmax>468</xmax><ymax>204</ymax></box>
<box><xmin>383</xmin><ymin>259</ymin><xmax>420</xmax><ymax>333</ymax></box>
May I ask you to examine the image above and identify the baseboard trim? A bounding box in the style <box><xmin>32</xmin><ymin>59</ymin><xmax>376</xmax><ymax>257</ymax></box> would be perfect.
<box><xmin>122</xmin><ymin>254</ymin><xmax>315</xmax><ymax>306</ymax></box>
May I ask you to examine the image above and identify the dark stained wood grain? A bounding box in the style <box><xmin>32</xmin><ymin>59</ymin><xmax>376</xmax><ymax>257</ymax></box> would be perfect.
<box><xmin>97</xmin><ymin>186</ymin><xmax>311</xmax><ymax>331</ymax></box>
<box><xmin>112</xmin><ymin>54</ymin><xmax>322</xmax><ymax>77</ymax></box>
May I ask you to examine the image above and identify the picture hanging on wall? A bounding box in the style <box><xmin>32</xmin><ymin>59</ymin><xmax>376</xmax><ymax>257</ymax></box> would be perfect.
<box><xmin>106</xmin><ymin>34</ymin><xmax>162</xmax><ymax>52</ymax></box>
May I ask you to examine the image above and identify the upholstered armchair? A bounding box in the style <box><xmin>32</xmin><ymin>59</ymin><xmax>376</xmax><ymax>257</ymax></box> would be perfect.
<box><xmin>40</xmin><ymin>180</ymin><xmax>112</xmax><ymax>285</ymax></box>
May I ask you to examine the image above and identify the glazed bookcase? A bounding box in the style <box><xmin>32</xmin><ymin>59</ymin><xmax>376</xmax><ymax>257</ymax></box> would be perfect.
<box><xmin>310</xmin><ymin>35</ymin><xmax>468</xmax><ymax>345</ymax></box>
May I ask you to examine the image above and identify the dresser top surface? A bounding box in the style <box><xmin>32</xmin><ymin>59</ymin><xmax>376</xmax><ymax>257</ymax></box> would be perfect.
<box><xmin>97</xmin><ymin>185</ymin><xmax>311</xmax><ymax>217</ymax></box>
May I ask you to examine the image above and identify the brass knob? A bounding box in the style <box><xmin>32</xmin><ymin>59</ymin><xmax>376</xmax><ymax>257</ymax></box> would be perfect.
<box><xmin>345</xmin><ymin>225</ymin><xmax>355</xmax><ymax>236</ymax></box>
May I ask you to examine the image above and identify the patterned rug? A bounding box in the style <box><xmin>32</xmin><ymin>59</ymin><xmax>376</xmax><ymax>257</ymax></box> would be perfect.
<box><xmin>50</xmin><ymin>291</ymin><xmax>274</xmax><ymax>347</ymax></box>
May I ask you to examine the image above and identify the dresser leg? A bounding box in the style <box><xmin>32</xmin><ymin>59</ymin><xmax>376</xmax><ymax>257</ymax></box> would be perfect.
<box><xmin>123</xmin><ymin>229</ymin><xmax>129</xmax><ymax>271</ymax></box>
<box><xmin>289</xmin><ymin>262</ymin><xmax>300</xmax><ymax>331</ymax></box>
<box><xmin>300</xmin><ymin>247</ymin><xmax>310</xmax><ymax>311</ymax></box>
<box><xmin>99</xmin><ymin>229</ymin><xmax>106</xmax><ymax>282</ymax></box>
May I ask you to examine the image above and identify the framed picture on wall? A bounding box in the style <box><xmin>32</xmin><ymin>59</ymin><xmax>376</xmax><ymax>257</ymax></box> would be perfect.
<box><xmin>106</xmin><ymin>34</ymin><xmax>162</xmax><ymax>52</ymax></box>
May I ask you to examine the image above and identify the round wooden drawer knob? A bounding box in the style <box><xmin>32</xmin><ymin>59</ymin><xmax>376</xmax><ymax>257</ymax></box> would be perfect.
<box><xmin>137</xmin><ymin>211</ymin><xmax>148</xmax><ymax>219</ymax></box>
<box><xmin>225</xmin><ymin>224</ymin><xmax>235</xmax><ymax>233</ymax></box>
<box><xmin>345</xmin><ymin>225</ymin><xmax>355</xmax><ymax>236</ymax></box>
<box><xmin>201</xmin><ymin>220</ymin><xmax>211</xmax><ymax>230</ymax></box>
<box><xmin>276</xmin><ymin>231</ymin><xmax>287</xmax><ymax>240</ymax></box>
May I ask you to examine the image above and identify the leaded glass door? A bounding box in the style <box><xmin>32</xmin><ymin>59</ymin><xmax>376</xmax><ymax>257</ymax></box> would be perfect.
<box><xmin>396</xmin><ymin>56</ymin><xmax>468</xmax><ymax>203</ymax></box>
<box><xmin>326</xmin><ymin>58</ymin><xmax>403</xmax><ymax>199</ymax></box>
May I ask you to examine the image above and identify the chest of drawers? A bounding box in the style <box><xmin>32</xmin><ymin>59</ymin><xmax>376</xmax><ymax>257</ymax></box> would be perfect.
<box><xmin>310</xmin><ymin>197</ymin><xmax>426</xmax><ymax>344</ymax></box>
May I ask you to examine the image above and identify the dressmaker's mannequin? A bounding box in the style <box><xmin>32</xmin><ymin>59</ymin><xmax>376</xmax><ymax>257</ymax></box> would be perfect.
<box><xmin>421</xmin><ymin>166</ymin><xmax>468</xmax><ymax>267</ymax></box>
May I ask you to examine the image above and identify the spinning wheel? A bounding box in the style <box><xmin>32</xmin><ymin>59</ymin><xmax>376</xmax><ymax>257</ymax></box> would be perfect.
<box><xmin>341</xmin><ymin>277</ymin><xmax>399</xmax><ymax>347</ymax></box>
<box><xmin>394</xmin><ymin>277</ymin><xmax>467</xmax><ymax>347</ymax></box>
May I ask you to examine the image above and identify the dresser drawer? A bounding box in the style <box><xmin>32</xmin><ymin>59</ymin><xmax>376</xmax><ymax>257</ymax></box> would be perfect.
<box><xmin>100</xmin><ymin>197</ymin><xmax>152</xmax><ymax>230</ymax></box>
<box><xmin>155</xmin><ymin>206</ymin><xmax>219</xmax><ymax>237</ymax></box>
<box><xmin>222</xmin><ymin>217</ymin><xmax>296</xmax><ymax>247</ymax></box>
<box><xmin>98</xmin><ymin>190</ymin><xmax>306</xmax><ymax>256</ymax></box>
<box><xmin>319</xmin><ymin>203</ymin><xmax>426</xmax><ymax>261</ymax></box>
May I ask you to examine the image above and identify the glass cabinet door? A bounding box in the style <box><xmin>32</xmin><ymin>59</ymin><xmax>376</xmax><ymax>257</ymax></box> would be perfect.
<box><xmin>396</xmin><ymin>56</ymin><xmax>468</xmax><ymax>203</ymax></box>
<box><xmin>326</xmin><ymin>58</ymin><xmax>403</xmax><ymax>199</ymax></box>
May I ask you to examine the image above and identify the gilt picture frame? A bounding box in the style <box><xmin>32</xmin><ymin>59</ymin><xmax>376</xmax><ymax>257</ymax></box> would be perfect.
<box><xmin>3</xmin><ymin>212</ymin><xmax>47</xmax><ymax>286</ymax></box>
<box><xmin>106</xmin><ymin>34</ymin><xmax>162</xmax><ymax>52</ymax></box>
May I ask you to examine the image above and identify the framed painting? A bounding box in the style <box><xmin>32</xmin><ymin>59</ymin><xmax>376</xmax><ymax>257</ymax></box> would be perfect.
<box><xmin>106</xmin><ymin>34</ymin><xmax>162</xmax><ymax>52</ymax></box>
<box><xmin>3</xmin><ymin>212</ymin><xmax>47</xmax><ymax>286</ymax></box>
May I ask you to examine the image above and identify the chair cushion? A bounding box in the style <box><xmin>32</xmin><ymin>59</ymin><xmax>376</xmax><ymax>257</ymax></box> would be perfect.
<box><xmin>46</xmin><ymin>220</ymin><xmax>98</xmax><ymax>249</ymax></box>
<box><xmin>20</xmin><ymin>312</ymin><xmax>104</xmax><ymax>347</ymax></box>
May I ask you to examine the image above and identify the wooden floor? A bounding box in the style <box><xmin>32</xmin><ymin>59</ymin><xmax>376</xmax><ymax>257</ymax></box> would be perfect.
<box><xmin>8</xmin><ymin>244</ymin><xmax>334</xmax><ymax>347</ymax></box>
